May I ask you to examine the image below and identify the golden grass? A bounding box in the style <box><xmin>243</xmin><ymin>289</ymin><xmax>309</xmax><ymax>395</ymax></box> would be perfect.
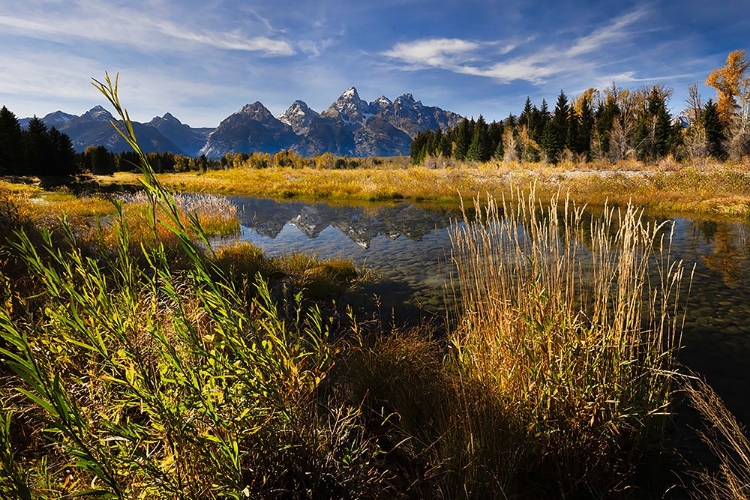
<box><xmin>446</xmin><ymin>189</ymin><xmax>689</xmax><ymax>493</ymax></box>
<box><xmin>92</xmin><ymin>160</ymin><xmax>750</xmax><ymax>218</ymax></box>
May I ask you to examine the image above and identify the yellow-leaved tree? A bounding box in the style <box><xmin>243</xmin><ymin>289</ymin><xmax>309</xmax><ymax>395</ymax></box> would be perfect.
<box><xmin>706</xmin><ymin>50</ymin><xmax>750</xmax><ymax>125</ymax></box>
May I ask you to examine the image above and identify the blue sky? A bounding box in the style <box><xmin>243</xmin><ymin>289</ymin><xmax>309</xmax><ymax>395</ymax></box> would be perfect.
<box><xmin>1</xmin><ymin>0</ymin><xmax>748</xmax><ymax>127</ymax></box>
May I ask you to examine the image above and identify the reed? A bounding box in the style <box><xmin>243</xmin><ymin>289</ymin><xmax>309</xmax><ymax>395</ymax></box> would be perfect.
<box><xmin>446</xmin><ymin>188</ymin><xmax>690</xmax><ymax>494</ymax></box>
<box><xmin>683</xmin><ymin>374</ymin><xmax>750</xmax><ymax>499</ymax></box>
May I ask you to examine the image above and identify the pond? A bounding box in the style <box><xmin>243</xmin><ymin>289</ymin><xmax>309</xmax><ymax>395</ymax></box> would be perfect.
<box><xmin>222</xmin><ymin>196</ymin><xmax>750</xmax><ymax>424</ymax></box>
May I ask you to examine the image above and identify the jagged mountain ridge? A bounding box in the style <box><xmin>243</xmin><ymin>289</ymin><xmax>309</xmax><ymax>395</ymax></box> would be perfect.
<box><xmin>23</xmin><ymin>87</ymin><xmax>463</xmax><ymax>158</ymax></box>
<box><xmin>200</xmin><ymin>87</ymin><xmax>463</xmax><ymax>158</ymax></box>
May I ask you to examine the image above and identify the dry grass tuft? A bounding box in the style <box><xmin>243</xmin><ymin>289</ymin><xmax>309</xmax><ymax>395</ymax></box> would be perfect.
<box><xmin>683</xmin><ymin>375</ymin><xmax>750</xmax><ymax>499</ymax></box>
<box><xmin>447</xmin><ymin>188</ymin><xmax>690</xmax><ymax>494</ymax></box>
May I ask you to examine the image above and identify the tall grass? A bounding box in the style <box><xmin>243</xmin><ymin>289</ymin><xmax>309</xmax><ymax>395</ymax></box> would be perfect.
<box><xmin>446</xmin><ymin>189</ymin><xmax>690</xmax><ymax>495</ymax></box>
<box><xmin>683</xmin><ymin>374</ymin><xmax>750</xmax><ymax>499</ymax></box>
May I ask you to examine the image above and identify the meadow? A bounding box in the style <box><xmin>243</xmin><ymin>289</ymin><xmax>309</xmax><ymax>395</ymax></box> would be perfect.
<box><xmin>1</xmin><ymin>76</ymin><xmax>749</xmax><ymax>498</ymax></box>
<box><xmin>94</xmin><ymin>156</ymin><xmax>750</xmax><ymax>220</ymax></box>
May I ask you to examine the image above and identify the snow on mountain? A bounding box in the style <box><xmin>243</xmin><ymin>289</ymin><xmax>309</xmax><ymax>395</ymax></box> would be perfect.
<box><xmin>81</xmin><ymin>105</ymin><xmax>114</xmax><ymax>122</ymax></box>
<box><xmin>278</xmin><ymin>100</ymin><xmax>319</xmax><ymax>135</ymax></box>
<box><xmin>321</xmin><ymin>87</ymin><xmax>372</xmax><ymax>126</ymax></box>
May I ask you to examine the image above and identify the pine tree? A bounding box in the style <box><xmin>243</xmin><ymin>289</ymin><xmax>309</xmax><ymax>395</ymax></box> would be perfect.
<box><xmin>534</xmin><ymin>99</ymin><xmax>550</xmax><ymax>141</ymax></box>
<box><xmin>595</xmin><ymin>92</ymin><xmax>620</xmax><ymax>157</ymax></box>
<box><xmin>575</xmin><ymin>95</ymin><xmax>594</xmax><ymax>159</ymax></box>
<box><xmin>23</xmin><ymin>116</ymin><xmax>53</xmax><ymax>176</ymax></box>
<box><xmin>542</xmin><ymin>90</ymin><xmax>569</xmax><ymax>162</ymax></box>
<box><xmin>431</xmin><ymin>128</ymin><xmax>444</xmax><ymax>157</ymax></box>
<box><xmin>466</xmin><ymin>115</ymin><xmax>491</xmax><ymax>162</ymax></box>
<box><xmin>48</xmin><ymin>127</ymin><xmax>78</xmax><ymax>176</ymax></box>
<box><xmin>85</xmin><ymin>145</ymin><xmax>116</xmax><ymax>175</ymax></box>
<box><xmin>518</xmin><ymin>97</ymin><xmax>533</xmax><ymax>130</ymax></box>
<box><xmin>453</xmin><ymin>119</ymin><xmax>471</xmax><ymax>160</ymax></box>
<box><xmin>438</xmin><ymin>130</ymin><xmax>452</xmax><ymax>158</ymax></box>
<box><xmin>703</xmin><ymin>99</ymin><xmax>726</xmax><ymax>160</ymax></box>
<box><xmin>0</xmin><ymin>106</ymin><xmax>24</xmax><ymax>175</ymax></box>
<box><xmin>634</xmin><ymin>87</ymin><xmax>673</xmax><ymax>162</ymax></box>
<box><xmin>410</xmin><ymin>130</ymin><xmax>430</xmax><ymax>164</ymax></box>
<box><xmin>488</xmin><ymin>120</ymin><xmax>504</xmax><ymax>158</ymax></box>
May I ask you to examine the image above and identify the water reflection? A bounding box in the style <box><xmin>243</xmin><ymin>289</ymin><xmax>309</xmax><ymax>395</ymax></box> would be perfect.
<box><xmin>229</xmin><ymin>196</ymin><xmax>456</xmax><ymax>248</ymax></box>
<box><xmin>227</xmin><ymin>196</ymin><xmax>461</xmax><ymax>322</ymax></box>
<box><xmin>224</xmin><ymin>196</ymin><xmax>750</xmax><ymax>423</ymax></box>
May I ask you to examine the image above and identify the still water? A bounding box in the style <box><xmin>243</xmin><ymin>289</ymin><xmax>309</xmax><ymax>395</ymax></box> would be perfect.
<box><xmin>224</xmin><ymin>196</ymin><xmax>750</xmax><ymax>422</ymax></box>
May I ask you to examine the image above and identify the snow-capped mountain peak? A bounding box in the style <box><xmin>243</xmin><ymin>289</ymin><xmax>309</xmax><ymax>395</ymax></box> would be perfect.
<box><xmin>279</xmin><ymin>100</ymin><xmax>319</xmax><ymax>135</ymax></box>
<box><xmin>82</xmin><ymin>105</ymin><xmax>114</xmax><ymax>122</ymax></box>
<box><xmin>322</xmin><ymin>87</ymin><xmax>372</xmax><ymax>125</ymax></box>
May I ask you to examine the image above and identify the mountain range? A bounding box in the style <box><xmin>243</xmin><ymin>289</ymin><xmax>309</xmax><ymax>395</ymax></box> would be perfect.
<box><xmin>21</xmin><ymin>88</ymin><xmax>463</xmax><ymax>158</ymax></box>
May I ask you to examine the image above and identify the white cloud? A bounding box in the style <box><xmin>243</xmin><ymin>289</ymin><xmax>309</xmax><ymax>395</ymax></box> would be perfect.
<box><xmin>382</xmin><ymin>38</ymin><xmax>484</xmax><ymax>68</ymax></box>
<box><xmin>154</xmin><ymin>22</ymin><xmax>295</xmax><ymax>55</ymax></box>
<box><xmin>459</xmin><ymin>57</ymin><xmax>562</xmax><ymax>84</ymax></box>
<box><xmin>0</xmin><ymin>3</ymin><xmax>295</xmax><ymax>57</ymax></box>
<box><xmin>380</xmin><ymin>8</ymin><xmax>657</xmax><ymax>87</ymax></box>
<box><xmin>566</xmin><ymin>9</ymin><xmax>645</xmax><ymax>57</ymax></box>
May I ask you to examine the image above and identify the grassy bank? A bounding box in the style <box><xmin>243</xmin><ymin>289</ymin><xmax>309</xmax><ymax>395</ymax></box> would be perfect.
<box><xmin>90</xmin><ymin>157</ymin><xmax>750</xmax><ymax>219</ymax></box>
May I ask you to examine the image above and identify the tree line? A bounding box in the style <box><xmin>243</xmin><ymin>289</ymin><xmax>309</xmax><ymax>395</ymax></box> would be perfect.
<box><xmin>412</xmin><ymin>50</ymin><xmax>749</xmax><ymax>166</ymax></box>
<box><xmin>0</xmin><ymin>110</ymin><xmax>79</xmax><ymax>176</ymax></box>
<box><xmin>0</xmin><ymin>104</ymin><xmax>387</xmax><ymax>176</ymax></box>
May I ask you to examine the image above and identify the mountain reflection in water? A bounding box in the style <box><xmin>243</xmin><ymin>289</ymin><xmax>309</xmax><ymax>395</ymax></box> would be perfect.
<box><xmin>230</xmin><ymin>196</ymin><xmax>456</xmax><ymax>248</ymax></box>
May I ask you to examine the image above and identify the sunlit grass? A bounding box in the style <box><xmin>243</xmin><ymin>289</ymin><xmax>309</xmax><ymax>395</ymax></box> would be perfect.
<box><xmin>93</xmin><ymin>159</ymin><xmax>750</xmax><ymax>218</ymax></box>
<box><xmin>443</xmin><ymin>189</ymin><xmax>690</xmax><ymax>494</ymax></box>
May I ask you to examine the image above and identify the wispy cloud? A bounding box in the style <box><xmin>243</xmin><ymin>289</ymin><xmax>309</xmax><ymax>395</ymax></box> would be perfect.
<box><xmin>154</xmin><ymin>22</ymin><xmax>295</xmax><ymax>55</ymax></box>
<box><xmin>380</xmin><ymin>8</ymin><xmax>654</xmax><ymax>86</ymax></box>
<box><xmin>566</xmin><ymin>9</ymin><xmax>645</xmax><ymax>57</ymax></box>
<box><xmin>0</xmin><ymin>3</ymin><xmax>295</xmax><ymax>57</ymax></box>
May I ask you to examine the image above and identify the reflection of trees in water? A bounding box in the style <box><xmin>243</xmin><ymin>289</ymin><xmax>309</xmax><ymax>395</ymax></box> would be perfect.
<box><xmin>230</xmin><ymin>196</ymin><xmax>456</xmax><ymax>248</ymax></box>
<box><xmin>700</xmin><ymin>221</ymin><xmax>750</xmax><ymax>289</ymax></box>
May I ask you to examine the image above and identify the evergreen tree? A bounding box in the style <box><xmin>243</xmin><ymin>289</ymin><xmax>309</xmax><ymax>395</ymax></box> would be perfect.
<box><xmin>534</xmin><ymin>99</ymin><xmax>550</xmax><ymax>141</ymax></box>
<box><xmin>438</xmin><ymin>129</ymin><xmax>452</xmax><ymax>158</ymax></box>
<box><xmin>466</xmin><ymin>115</ymin><xmax>491</xmax><ymax>162</ymax></box>
<box><xmin>493</xmin><ymin>135</ymin><xmax>504</xmax><ymax>160</ymax></box>
<box><xmin>48</xmin><ymin>127</ymin><xmax>78</xmax><ymax>176</ymax></box>
<box><xmin>542</xmin><ymin>90</ymin><xmax>570</xmax><ymax>162</ymax></box>
<box><xmin>575</xmin><ymin>96</ymin><xmax>594</xmax><ymax>159</ymax></box>
<box><xmin>410</xmin><ymin>130</ymin><xmax>430</xmax><ymax>164</ymax></box>
<box><xmin>703</xmin><ymin>99</ymin><xmax>726</xmax><ymax>160</ymax></box>
<box><xmin>0</xmin><ymin>106</ymin><xmax>24</xmax><ymax>175</ymax></box>
<box><xmin>85</xmin><ymin>145</ymin><xmax>116</xmax><ymax>175</ymax></box>
<box><xmin>518</xmin><ymin>97</ymin><xmax>533</xmax><ymax>130</ymax></box>
<box><xmin>431</xmin><ymin>128</ymin><xmax>444</xmax><ymax>157</ymax></box>
<box><xmin>23</xmin><ymin>116</ymin><xmax>53</xmax><ymax>176</ymax></box>
<box><xmin>634</xmin><ymin>87</ymin><xmax>673</xmax><ymax>161</ymax></box>
<box><xmin>453</xmin><ymin>119</ymin><xmax>471</xmax><ymax>160</ymax></box>
<box><xmin>595</xmin><ymin>93</ymin><xmax>620</xmax><ymax>157</ymax></box>
<box><xmin>488</xmin><ymin>120</ymin><xmax>504</xmax><ymax>158</ymax></box>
